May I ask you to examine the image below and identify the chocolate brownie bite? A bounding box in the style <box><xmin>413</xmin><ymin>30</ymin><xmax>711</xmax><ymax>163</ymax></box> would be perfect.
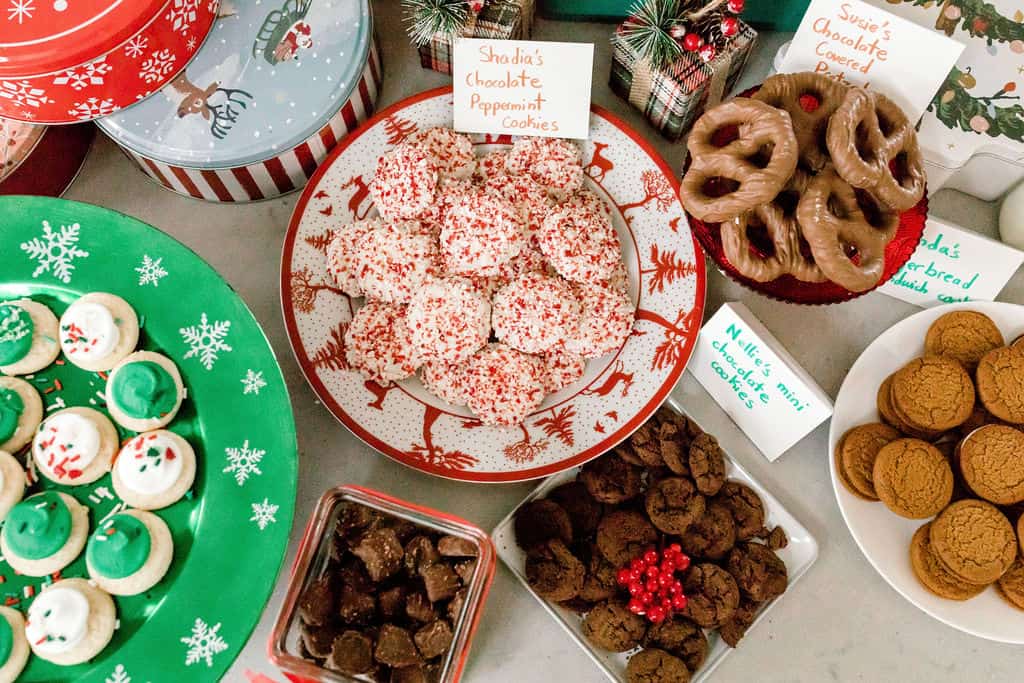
<box><xmin>379</xmin><ymin>585</ymin><xmax>408</xmax><ymax>621</ymax></box>
<box><xmin>420</xmin><ymin>562</ymin><xmax>462</xmax><ymax>603</ymax></box>
<box><xmin>645</xmin><ymin>477</ymin><xmax>706</xmax><ymax>535</ymax></box>
<box><xmin>298</xmin><ymin>575</ymin><xmax>337</xmax><ymax>626</ymax></box>
<box><xmin>336</xmin><ymin>503</ymin><xmax>381</xmax><ymax>542</ymax></box>
<box><xmin>548</xmin><ymin>481</ymin><xmax>603</xmax><ymax>538</ymax></box>
<box><xmin>681</xmin><ymin>563</ymin><xmax>740</xmax><ymax>629</ymax></box>
<box><xmin>766</xmin><ymin>526</ymin><xmax>788</xmax><ymax>550</ymax></box>
<box><xmin>579</xmin><ymin>551</ymin><xmax>619</xmax><ymax>603</ymax></box>
<box><xmin>454</xmin><ymin>559</ymin><xmax>477</xmax><ymax>585</ymax></box>
<box><xmin>630</xmin><ymin>420</ymin><xmax>665</xmax><ymax>467</ymax></box>
<box><xmin>354</xmin><ymin>528</ymin><xmax>405</xmax><ymax>582</ymax></box>
<box><xmin>596</xmin><ymin>510</ymin><xmax>658</xmax><ymax>566</ymax></box>
<box><xmin>384</xmin><ymin>518</ymin><xmax>420</xmax><ymax>545</ymax></box>
<box><xmin>414</xmin><ymin>620</ymin><xmax>454</xmax><ymax>659</ymax></box>
<box><xmin>689</xmin><ymin>433</ymin><xmax>726</xmax><ymax>496</ymax></box>
<box><xmin>714</xmin><ymin>481</ymin><xmax>767</xmax><ymax>541</ymax></box>
<box><xmin>447</xmin><ymin>588</ymin><xmax>467</xmax><ymax>622</ymax></box>
<box><xmin>643</xmin><ymin>614</ymin><xmax>708</xmax><ymax>673</ymax></box>
<box><xmin>328</xmin><ymin>630</ymin><xmax>375</xmax><ymax>675</ymax></box>
<box><xmin>406</xmin><ymin>590</ymin><xmax>438</xmax><ymax>624</ymax></box>
<box><xmin>338</xmin><ymin>555</ymin><xmax>375</xmax><ymax>592</ymax></box>
<box><xmin>726</xmin><ymin>542</ymin><xmax>788</xmax><ymax>602</ymax></box>
<box><xmin>514</xmin><ymin>499</ymin><xmax>573</xmax><ymax>551</ymax></box>
<box><xmin>581</xmin><ymin>453</ymin><xmax>644</xmax><ymax>504</ymax></box>
<box><xmin>680</xmin><ymin>501</ymin><xmax>736</xmax><ymax>561</ymax></box>
<box><xmin>625</xmin><ymin>648</ymin><xmax>691</xmax><ymax>683</ymax></box>
<box><xmin>525</xmin><ymin>538</ymin><xmax>585</xmax><ymax>602</ymax></box>
<box><xmin>300</xmin><ymin>620</ymin><xmax>339</xmax><ymax>659</ymax></box>
<box><xmin>339</xmin><ymin>583</ymin><xmax>377</xmax><ymax>624</ymax></box>
<box><xmin>375</xmin><ymin>624</ymin><xmax>422</xmax><ymax>668</ymax></box>
<box><xmin>437</xmin><ymin>535</ymin><xmax>478</xmax><ymax>557</ymax></box>
<box><xmin>391</xmin><ymin>665</ymin><xmax>430</xmax><ymax>683</ymax></box>
<box><xmin>404</xmin><ymin>535</ymin><xmax>442</xmax><ymax>576</ymax></box>
<box><xmin>719</xmin><ymin>597</ymin><xmax>759</xmax><ymax>647</ymax></box>
<box><xmin>581</xmin><ymin>600</ymin><xmax>648</xmax><ymax>652</ymax></box>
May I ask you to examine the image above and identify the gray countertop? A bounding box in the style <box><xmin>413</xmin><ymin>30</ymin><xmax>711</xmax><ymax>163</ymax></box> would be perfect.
<box><xmin>62</xmin><ymin>2</ymin><xmax>1023</xmax><ymax>681</ymax></box>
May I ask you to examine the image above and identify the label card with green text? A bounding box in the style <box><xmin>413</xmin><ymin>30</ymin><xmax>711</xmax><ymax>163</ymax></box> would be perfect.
<box><xmin>453</xmin><ymin>38</ymin><xmax>594</xmax><ymax>139</ymax></box>
<box><xmin>877</xmin><ymin>216</ymin><xmax>1024</xmax><ymax>308</ymax></box>
<box><xmin>779</xmin><ymin>0</ymin><xmax>963</xmax><ymax>120</ymax></box>
<box><xmin>688</xmin><ymin>303</ymin><xmax>833</xmax><ymax>462</ymax></box>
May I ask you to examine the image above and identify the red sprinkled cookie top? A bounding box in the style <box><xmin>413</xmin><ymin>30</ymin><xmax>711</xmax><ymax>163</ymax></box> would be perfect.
<box><xmin>492</xmin><ymin>272</ymin><xmax>581</xmax><ymax>354</ymax></box>
<box><xmin>327</xmin><ymin>219</ymin><xmax>380</xmax><ymax>297</ymax></box>
<box><xmin>484</xmin><ymin>172</ymin><xmax>552</xmax><ymax>241</ymax></box>
<box><xmin>463</xmin><ymin>343</ymin><xmax>546</xmax><ymax>426</ymax></box>
<box><xmin>407</xmin><ymin>127</ymin><xmax>476</xmax><ymax>181</ymax></box>
<box><xmin>441</xmin><ymin>191</ymin><xmax>525</xmax><ymax>277</ymax></box>
<box><xmin>474</xmin><ymin>150</ymin><xmax>508</xmax><ymax>183</ymax></box>
<box><xmin>370</xmin><ymin>144</ymin><xmax>439</xmax><ymax>221</ymax></box>
<box><xmin>541</xmin><ymin>349</ymin><xmax>587</xmax><ymax>394</ymax></box>
<box><xmin>344</xmin><ymin>301</ymin><xmax>420</xmax><ymax>384</ymax></box>
<box><xmin>538</xmin><ymin>204</ymin><xmax>622</xmax><ymax>284</ymax></box>
<box><xmin>407</xmin><ymin>278</ymin><xmax>491</xmax><ymax>364</ymax></box>
<box><xmin>506</xmin><ymin>137</ymin><xmax>584</xmax><ymax>200</ymax></box>
<box><xmin>420</xmin><ymin>359</ymin><xmax>471</xmax><ymax>407</ymax></box>
<box><xmin>355</xmin><ymin>222</ymin><xmax>440</xmax><ymax>304</ymax></box>
<box><xmin>565</xmin><ymin>281</ymin><xmax>636</xmax><ymax>359</ymax></box>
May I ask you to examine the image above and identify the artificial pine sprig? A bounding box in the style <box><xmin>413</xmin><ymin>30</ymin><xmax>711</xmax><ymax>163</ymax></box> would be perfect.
<box><xmin>621</xmin><ymin>0</ymin><xmax>686</xmax><ymax>71</ymax></box>
<box><xmin>403</xmin><ymin>0</ymin><xmax>472</xmax><ymax>46</ymax></box>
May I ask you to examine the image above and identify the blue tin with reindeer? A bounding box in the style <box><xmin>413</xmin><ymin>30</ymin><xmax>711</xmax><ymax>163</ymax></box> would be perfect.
<box><xmin>96</xmin><ymin>0</ymin><xmax>383</xmax><ymax>202</ymax></box>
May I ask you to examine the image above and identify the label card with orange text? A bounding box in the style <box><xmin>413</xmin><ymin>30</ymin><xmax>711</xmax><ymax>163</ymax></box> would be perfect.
<box><xmin>453</xmin><ymin>38</ymin><xmax>594</xmax><ymax>139</ymax></box>
<box><xmin>779</xmin><ymin>0</ymin><xmax>963</xmax><ymax>120</ymax></box>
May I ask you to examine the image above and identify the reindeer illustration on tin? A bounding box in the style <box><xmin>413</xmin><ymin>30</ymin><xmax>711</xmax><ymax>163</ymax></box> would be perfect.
<box><xmin>164</xmin><ymin>68</ymin><xmax>253</xmax><ymax>140</ymax></box>
<box><xmin>253</xmin><ymin>0</ymin><xmax>314</xmax><ymax>65</ymax></box>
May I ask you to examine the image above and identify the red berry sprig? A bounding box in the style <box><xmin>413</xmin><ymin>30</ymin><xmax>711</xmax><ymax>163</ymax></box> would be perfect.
<box><xmin>727</xmin><ymin>0</ymin><xmax>745</xmax><ymax>13</ymax></box>
<box><xmin>616</xmin><ymin>544</ymin><xmax>690</xmax><ymax>624</ymax></box>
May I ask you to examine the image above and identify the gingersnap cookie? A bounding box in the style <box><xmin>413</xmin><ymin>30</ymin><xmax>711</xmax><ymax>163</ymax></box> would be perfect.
<box><xmin>689</xmin><ymin>433</ymin><xmax>726</xmax><ymax>496</ymax></box>
<box><xmin>725</xmin><ymin>542</ymin><xmax>788</xmax><ymax>602</ymax></box>
<box><xmin>681</xmin><ymin>563</ymin><xmax>740</xmax><ymax>629</ymax></box>
<box><xmin>976</xmin><ymin>346</ymin><xmax>1024</xmax><ymax>424</ymax></box>
<box><xmin>714</xmin><ymin>481</ymin><xmax>767</xmax><ymax>540</ymax></box>
<box><xmin>626</xmin><ymin>648</ymin><xmax>690</xmax><ymax>683</ymax></box>
<box><xmin>0</xmin><ymin>606</ymin><xmax>28</xmax><ymax>681</ymax></box>
<box><xmin>580</xmin><ymin>453</ymin><xmax>643</xmax><ymax>504</ymax></box>
<box><xmin>876</xmin><ymin>375</ymin><xmax>941</xmax><ymax>439</ymax></box>
<box><xmin>514</xmin><ymin>499</ymin><xmax>572</xmax><ymax>551</ymax></box>
<box><xmin>908</xmin><ymin>522</ymin><xmax>986</xmax><ymax>601</ymax></box>
<box><xmin>930</xmin><ymin>499</ymin><xmax>1018</xmax><ymax>585</ymax></box>
<box><xmin>32</xmin><ymin>407</ymin><xmax>118</xmax><ymax>486</ymax></box>
<box><xmin>643</xmin><ymin>614</ymin><xmax>708</xmax><ymax>672</ymax></box>
<box><xmin>891</xmin><ymin>356</ymin><xmax>975</xmax><ymax>433</ymax></box>
<box><xmin>58</xmin><ymin>292</ymin><xmax>139</xmax><ymax>372</ymax></box>
<box><xmin>924</xmin><ymin>311</ymin><xmax>1004</xmax><ymax>371</ymax></box>
<box><xmin>838</xmin><ymin>423</ymin><xmax>902</xmax><ymax>500</ymax></box>
<box><xmin>0</xmin><ymin>299</ymin><xmax>60</xmax><ymax>376</ymax></box>
<box><xmin>958</xmin><ymin>425</ymin><xmax>1024</xmax><ymax>505</ymax></box>
<box><xmin>86</xmin><ymin>509</ymin><xmax>174</xmax><ymax>596</ymax></box>
<box><xmin>680</xmin><ymin>501</ymin><xmax>737</xmax><ymax>561</ymax></box>
<box><xmin>525</xmin><ymin>538</ymin><xmax>585</xmax><ymax>602</ymax></box>
<box><xmin>26</xmin><ymin>578</ymin><xmax>116</xmax><ymax>666</ymax></box>
<box><xmin>996</xmin><ymin>558</ymin><xmax>1024</xmax><ymax>610</ymax></box>
<box><xmin>0</xmin><ymin>450</ymin><xmax>26</xmax><ymax>523</ymax></box>
<box><xmin>1</xmin><ymin>491</ymin><xmax>88</xmax><ymax>577</ymax></box>
<box><xmin>0</xmin><ymin>377</ymin><xmax>42</xmax><ymax>454</ymax></box>
<box><xmin>104</xmin><ymin>351</ymin><xmax>185</xmax><ymax>432</ymax></box>
<box><xmin>645</xmin><ymin>477</ymin><xmax>706</xmax><ymax>535</ymax></box>
<box><xmin>581</xmin><ymin>600</ymin><xmax>648</xmax><ymax>652</ymax></box>
<box><xmin>834</xmin><ymin>431</ymin><xmax>876</xmax><ymax>502</ymax></box>
<box><xmin>596</xmin><ymin>510</ymin><xmax>657</xmax><ymax>566</ymax></box>
<box><xmin>1019</xmin><ymin>513</ymin><xmax>1024</xmax><ymax>557</ymax></box>
<box><xmin>872</xmin><ymin>439</ymin><xmax>953</xmax><ymax>519</ymax></box>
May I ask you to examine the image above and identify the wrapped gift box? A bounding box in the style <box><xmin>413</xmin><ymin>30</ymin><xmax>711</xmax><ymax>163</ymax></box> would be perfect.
<box><xmin>417</xmin><ymin>0</ymin><xmax>535</xmax><ymax>75</ymax></box>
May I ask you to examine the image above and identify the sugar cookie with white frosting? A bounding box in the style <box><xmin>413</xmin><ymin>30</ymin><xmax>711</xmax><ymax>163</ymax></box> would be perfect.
<box><xmin>1</xmin><ymin>491</ymin><xmax>88</xmax><ymax>576</ymax></box>
<box><xmin>0</xmin><ymin>377</ymin><xmax>42</xmax><ymax>454</ymax></box>
<box><xmin>86</xmin><ymin>509</ymin><xmax>173</xmax><ymax>596</ymax></box>
<box><xmin>0</xmin><ymin>299</ymin><xmax>60</xmax><ymax>376</ymax></box>
<box><xmin>112</xmin><ymin>430</ymin><xmax>196</xmax><ymax>510</ymax></box>
<box><xmin>0</xmin><ymin>451</ymin><xmax>26</xmax><ymax>524</ymax></box>
<box><xmin>0</xmin><ymin>606</ymin><xmax>29</xmax><ymax>682</ymax></box>
<box><xmin>58</xmin><ymin>292</ymin><xmax>139</xmax><ymax>372</ymax></box>
<box><xmin>25</xmin><ymin>578</ymin><xmax>116</xmax><ymax>666</ymax></box>
<box><xmin>105</xmin><ymin>351</ymin><xmax>184</xmax><ymax>432</ymax></box>
<box><xmin>32</xmin><ymin>407</ymin><xmax>118</xmax><ymax>486</ymax></box>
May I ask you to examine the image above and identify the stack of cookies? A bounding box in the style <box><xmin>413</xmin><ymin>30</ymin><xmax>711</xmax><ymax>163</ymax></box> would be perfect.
<box><xmin>680</xmin><ymin>72</ymin><xmax>927</xmax><ymax>293</ymax></box>
<box><xmin>514</xmin><ymin>406</ymin><xmax>790</xmax><ymax>683</ymax></box>
<box><xmin>836</xmin><ymin>310</ymin><xmax>1024</xmax><ymax>607</ymax></box>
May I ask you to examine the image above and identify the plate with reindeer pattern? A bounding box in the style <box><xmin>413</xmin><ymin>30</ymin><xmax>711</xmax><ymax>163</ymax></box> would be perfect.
<box><xmin>280</xmin><ymin>87</ymin><xmax>706</xmax><ymax>483</ymax></box>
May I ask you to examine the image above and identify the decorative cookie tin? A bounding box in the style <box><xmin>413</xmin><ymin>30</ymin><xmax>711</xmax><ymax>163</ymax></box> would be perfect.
<box><xmin>97</xmin><ymin>0</ymin><xmax>382</xmax><ymax>202</ymax></box>
<box><xmin>0</xmin><ymin>0</ymin><xmax>219</xmax><ymax>124</ymax></box>
<box><xmin>0</xmin><ymin>119</ymin><xmax>95</xmax><ymax>196</ymax></box>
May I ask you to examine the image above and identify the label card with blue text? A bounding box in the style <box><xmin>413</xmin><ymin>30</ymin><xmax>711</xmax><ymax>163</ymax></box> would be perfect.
<box><xmin>877</xmin><ymin>216</ymin><xmax>1024</xmax><ymax>308</ymax></box>
<box><xmin>453</xmin><ymin>38</ymin><xmax>594</xmax><ymax>140</ymax></box>
<box><xmin>779</xmin><ymin>0</ymin><xmax>963</xmax><ymax>120</ymax></box>
<box><xmin>688</xmin><ymin>303</ymin><xmax>833</xmax><ymax>462</ymax></box>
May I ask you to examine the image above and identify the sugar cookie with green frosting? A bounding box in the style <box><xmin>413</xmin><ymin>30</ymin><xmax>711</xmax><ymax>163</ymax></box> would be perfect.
<box><xmin>0</xmin><ymin>450</ymin><xmax>26</xmax><ymax>524</ymax></box>
<box><xmin>0</xmin><ymin>605</ymin><xmax>29</xmax><ymax>681</ymax></box>
<box><xmin>0</xmin><ymin>376</ymin><xmax>43</xmax><ymax>454</ymax></box>
<box><xmin>86</xmin><ymin>509</ymin><xmax>173</xmax><ymax>596</ymax></box>
<box><xmin>32</xmin><ymin>407</ymin><xmax>118</xmax><ymax>485</ymax></box>
<box><xmin>112</xmin><ymin>430</ymin><xmax>196</xmax><ymax>510</ymax></box>
<box><xmin>25</xmin><ymin>578</ymin><xmax>116</xmax><ymax>666</ymax></box>
<box><xmin>105</xmin><ymin>351</ymin><xmax>185</xmax><ymax>432</ymax></box>
<box><xmin>58</xmin><ymin>292</ymin><xmax>139</xmax><ymax>372</ymax></box>
<box><xmin>0</xmin><ymin>491</ymin><xmax>88</xmax><ymax>576</ymax></box>
<box><xmin>0</xmin><ymin>299</ymin><xmax>60</xmax><ymax>376</ymax></box>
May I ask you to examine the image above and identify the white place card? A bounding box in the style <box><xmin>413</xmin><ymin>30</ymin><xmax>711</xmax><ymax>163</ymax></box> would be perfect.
<box><xmin>779</xmin><ymin>0</ymin><xmax>964</xmax><ymax>120</ymax></box>
<box><xmin>688</xmin><ymin>303</ymin><xmax>833</xmax><ymax>462</ymax></box>
<box><xmin>453</xmin><ymin>38</ymin><xmax>594</xmax><ymax>140</ymax></box>
<box><xmin>878</xmin><ymin>215</ymin><xmax>1024</xmax><ymax>308</ymax></box>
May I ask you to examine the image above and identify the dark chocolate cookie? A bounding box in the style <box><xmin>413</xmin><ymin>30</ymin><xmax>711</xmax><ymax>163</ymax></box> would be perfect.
<box><xmin>719</xmin><ymin>597</ymin><xmax>759</xmax><ymax>647</ymax></box>
<box><xmin>581</xmin><ymin>453</ymin><xmax>644</xmax><ymax>504</ymax></box>
<box><xmin>626</xmin><ymin>648</ymin><xmax>691</xmax><ymax>683</ymax></box>
<box><xmin>643</xmin><ymin>614</ymin><xmax>708</xmax><ymax>673</ymax></box>
<box><xmin>630</xmin><ymin>420</ymin><xmax>666</xmax><ymax>467</ymax></box>
<box><xmin>644</xmin><ymin>477</ymin><xmax>706</xmax><ymax>535</ymax></box>
<box><xmin>615</xmin><ymin>442</ymin><xmax>646</xmax><ymax>466</ymax></box>
<box><xmin>726</xmin><ymin>542</ymin><xmax>788</xmax><ymax>602</ymax></box>
<box><xmin>525</xmin><ymin>538</ymin><xmax>585</xmax><ymax>602</ymax></box>
<box><xmin>327</xmin><ymin>630</ymin><xmax>375</xmax><ymax>675</ymax></box>
<box><xmin>680</xmin><ymin>501</ymin><xmax>736</xmax><ymax>561</ymax></box>
<box><xmin>548</xmin><ymin>481</ymin><xmax>603</xmax><ymax>539</ymax></box>
<box><xmin>689</xmin><ymin>433</ymin><xmax>726</xmax><ymax>496</ymax></box>
<box><xmin>514</xmin><ymin>499</ymin><xmax>573</xmax><ymax>551</ymax></box>
<box><xmin>658</xmin><ymin>418</ymin><xmax>691</xmax><ymax>476</ymax></box>
<box><xmin>714</xmin><ymin>481</ymin><xmax>767</xmax><ymax>541</ymax></box>
<box><xmin>581</xmin><ymin>600</ymin><xmax>648</xmax><ymax>652</ymax></box>
<box><xmin>596</xmin><ymin>510</ymin><xmax>658</xmax><ymax>566</ymax></box>
<box><xmin>579</xmin><ymin>551</ymin><xmax>619</xmax><ymax>603</ymax></box>
<box><xmin>681</xmin><ymin>563</ymin><xmax>740</xmax><ymax>629</ymax></box>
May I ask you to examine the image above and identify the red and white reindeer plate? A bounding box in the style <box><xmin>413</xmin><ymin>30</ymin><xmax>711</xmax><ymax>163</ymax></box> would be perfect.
<box><xmin>280</xmin><ymin>87</ymin><xmax>706</xmax><ymax>483</ymax></box>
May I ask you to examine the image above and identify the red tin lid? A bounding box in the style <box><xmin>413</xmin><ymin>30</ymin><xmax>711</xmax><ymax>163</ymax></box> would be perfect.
<box><xmin>0</xmin><ymin>0</ymin><xmax>169</xmax><ymax>78</ymax></box>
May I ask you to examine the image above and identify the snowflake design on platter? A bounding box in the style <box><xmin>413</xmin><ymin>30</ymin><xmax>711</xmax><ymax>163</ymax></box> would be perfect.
<box><xmin>250</xmin><ymin>498</ymin><xmax>279</xmax><ymax>530</ymax></box>
<box><xmin>20</xmin><ymin>220</ymin><xmax>90</xmax><ymax>283</ymax></box>
<box><xmin>0</xmin><ymin>80</ymin><xmax>52</xmax><ymax>109</ymax></box>
<box><xmin>224</xmin><ymin>440</ymin><xmax>264</xmax><ymax>486</ymax></box>
<box><xmin>181</xmin><ymin>618</ymin><xmax>228</xmax><ymax>667</ymax></box>
<box><xmin>179</xmin><ymin>313</ymin><xmax>232</xmax><ymax>370</ymax></box>
<box><xmin>105</xmin><ymin>664</ymin><xmax>131</xmax><ymax>683</ymax></box>
<box><xmin>135</xmin><ymin>254</ymin><xmax>168</xmax><ymax>287</ymax></box>
<box><xmin>68</xmin><ymin>97</ymin><xmax>117</xmax><ymax>120</ymax></box>
<box><xmin>53</xmin><ymin>58</ymin><xmax>112</xmax><ymax>91</ymax></box>
<box><xmin>166</xmin><ymin>0</ymin><xmax>200</xmax><ymax>34</ymax></box>
<box><xmin>124</xmin><ymin>35</ymin><xmax>149</xmax><ymax>58</ymax></box>
<box><xmin>7</xmin><ymin>0</ymin><xmax>33</xmax><ymax>23</ymax></box>
<box><xmin>139</xmin><ymin>49</ymin><xmax>176</xmax><ymax>84</ymax></box>
<box><xmin>241</xmin><ymin>369</ymin><xmax>266</xmax><ymax>395</ymax></box>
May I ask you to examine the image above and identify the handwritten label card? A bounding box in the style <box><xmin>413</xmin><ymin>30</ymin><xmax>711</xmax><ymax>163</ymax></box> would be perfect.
<box><xmin>779</xmin><ymin>0</ymin><xmax>963</xmax><ymax>120</ymax></box>
<box><xmin>453</xmin><ymin>38</ymin><xmax>594</xmax><ymax>140</ymax></box>
<box><xmin>688</xmin><ymin>303</ymin><xmax>833</xmax><ymax>462</ymax></box>
<box><xmin>878</xmin><ymin>216</ymin><xmax>1024</xmax><ymax>308</ymax></box>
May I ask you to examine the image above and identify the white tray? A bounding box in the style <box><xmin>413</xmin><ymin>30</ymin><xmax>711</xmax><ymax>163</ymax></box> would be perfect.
<box><xmin>493</xmin><ymin>397</ymin><xmax>819</xmax><ymax>682</ymax></box>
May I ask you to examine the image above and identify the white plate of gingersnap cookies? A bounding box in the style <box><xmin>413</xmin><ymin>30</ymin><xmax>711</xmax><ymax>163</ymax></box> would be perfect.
<box><xmin>830</xmin><ymin>301</ymin><xmax>1024</xmax><ymax>643</ymax></box>
<box><xmin>682</xmin><ymin>71</ymin><xmax>928</xmax><ymax>305</ymax></box>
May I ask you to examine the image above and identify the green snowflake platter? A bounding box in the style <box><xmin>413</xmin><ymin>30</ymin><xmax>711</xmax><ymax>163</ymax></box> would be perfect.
<box><xmin>0</xmin><ymin>196</ymin><xmax>297</xmax><ymax>682</ymax></box>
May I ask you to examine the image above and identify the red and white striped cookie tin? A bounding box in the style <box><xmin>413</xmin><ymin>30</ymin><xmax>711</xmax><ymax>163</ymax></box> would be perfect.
<box><xmin>0</xmin><ymin>0</ymin><xmax>219</xmax><ymax>124</ymax></box>
<box><xmin>0</xmin><ymin>118</ymin><xmax>95</xmax><ymax>196</ymax></box>
<box><xmin>97</xmin><ymin>0</ymin><xmax>382</xmax><ymax>202</ymax></box>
